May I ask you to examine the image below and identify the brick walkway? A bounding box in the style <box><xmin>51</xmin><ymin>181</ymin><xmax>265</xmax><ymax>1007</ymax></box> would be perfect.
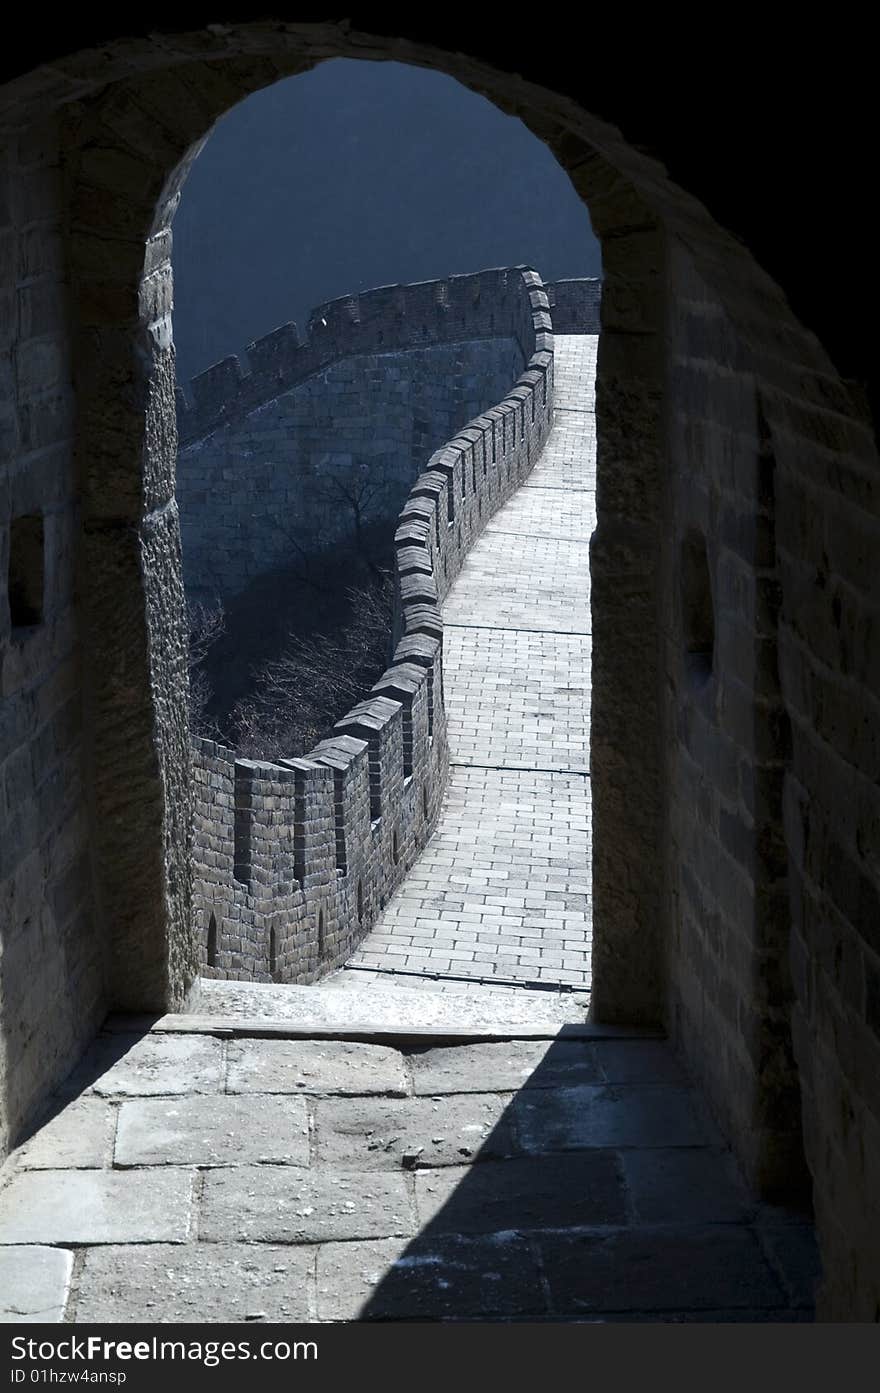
<box><xmin>345</xmin><ymin>336</ymin><xmax>596</xmax><ymax>993</ymax></box>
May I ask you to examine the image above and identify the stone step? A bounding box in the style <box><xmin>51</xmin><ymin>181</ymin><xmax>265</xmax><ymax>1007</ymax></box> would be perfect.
<box><xmin>106</xmin><ymin>976</ymin><xmax>662</xmax><ymax>1044</ymax></box>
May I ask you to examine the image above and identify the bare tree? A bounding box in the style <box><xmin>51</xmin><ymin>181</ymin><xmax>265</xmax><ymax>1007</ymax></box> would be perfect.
<box><xmin>187</xmin><ymin>597</ymin><xmax>226</xmax><ymax>737</ymax></box>
<box><xmin>232</xmin><ymin>574</ymin><xmax>393</xmax><ymax>760</ymax></box>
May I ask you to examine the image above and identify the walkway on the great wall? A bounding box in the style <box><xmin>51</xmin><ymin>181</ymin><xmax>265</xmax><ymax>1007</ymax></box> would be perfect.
<box><xmin>336</xmin><ymin>334</ymin><xmax>596</xmax><ymax>1002</ymax></box>
<box><xmin>0</xmin><ymin>334</ymin><xmax>818</xmax><ymax>1324</ymax></box>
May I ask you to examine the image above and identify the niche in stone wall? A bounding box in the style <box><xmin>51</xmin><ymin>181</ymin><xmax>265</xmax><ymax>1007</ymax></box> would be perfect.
<box><xmin>8</xmin><ymin>515</ymin><xmax>44</xmax><ymax>630</ymax></box>
<box><xmin>206</xmin><ymin>913</ymin><xmax>218</xmax><ymax>968</ymax></box>
<box><xmin>680</xmin><ymin>528</ymin><xmax>715</xmax><ymax>687</ymax></box>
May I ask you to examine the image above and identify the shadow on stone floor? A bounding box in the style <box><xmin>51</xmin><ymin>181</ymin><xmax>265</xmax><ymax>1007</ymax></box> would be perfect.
<box><xmin>350</xmin><ymin>1032</ymin><xmax>821</xmax><ymax>1322</ymax></box>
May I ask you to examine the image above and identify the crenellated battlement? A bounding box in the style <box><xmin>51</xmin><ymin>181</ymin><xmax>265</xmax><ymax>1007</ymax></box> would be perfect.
<box><xmin>176</xmin><ymin>269</ymin><xmax>591</xmax><ymax>448</ymax></box>
<box><xmin>191</xmin><ymin>265</ymin><xmax>559</xmax><ymax>983</ymax></box>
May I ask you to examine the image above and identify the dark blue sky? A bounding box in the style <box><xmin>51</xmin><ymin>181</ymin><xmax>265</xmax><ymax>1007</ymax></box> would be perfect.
<box><xmin>171</xmin><ymin>59</ymin><xmax>601</xmax><ymax>384</ymax></box>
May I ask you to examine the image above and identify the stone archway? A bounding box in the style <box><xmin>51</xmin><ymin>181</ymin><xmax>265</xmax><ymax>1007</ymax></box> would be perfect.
<box><xmin>7</xmin><ymin>24</ymin><xmax>880</xmax><ymax>1316</ymax></box>
<box><xmin>58</xmin><ymin>36</ymin><xmax>668</xmax><ymax>1031</ymax></box>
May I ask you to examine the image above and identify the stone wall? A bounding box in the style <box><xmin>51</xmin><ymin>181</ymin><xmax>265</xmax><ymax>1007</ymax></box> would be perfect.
<box><xmin>0</xmin><ymin>116</ymin><xmax>106</xmax><ymax>1160</ymax></box>
<box><xmin>176</xmin><ymin>271</ymin><xmax>534</xmax><ymax>600</ymax></box>
<box><xmin>190</xmin><ymin>267</ymin><xmax>554</xmax><ymax>981</ymax></box>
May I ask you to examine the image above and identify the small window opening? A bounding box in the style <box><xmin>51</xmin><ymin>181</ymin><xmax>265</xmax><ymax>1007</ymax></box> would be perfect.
<box><xmin>681</xmin><ymin>529</ymin><xmax>715</xmax><ymax>687</ymax></box>
<box><xmin>357</xmin><ymin>879</ymin><xmax>364</xmax><ymax>923</ymax></box>
<box><xmin>206</xmin><ymin>913</ymin><xmax>218</xmax><ymax>967</ymax></box>
<box><xmin>392</xmin><ymin>830</ymin><xmax>400</xmax><ymax>864</ymax></box>
<box><xmin>269</xmin><ymin>927</ymin><xmax>277</xmax><ymax>979</ymax></box>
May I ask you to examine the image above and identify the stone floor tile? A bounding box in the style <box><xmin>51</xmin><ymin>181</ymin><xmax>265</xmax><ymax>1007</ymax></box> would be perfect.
<box><xmin>316</xmin><ymin>1232</ymin><xmax>546</xmax><ymax>1321</ymax></box>
<box><xmin>75</xmin><ymin>1244</ymin><xmax>314</xmax><ymax>1323</ymax></box>
<box><xmin>225</xmin><ymin>1039</ymin><xmax>408</xmax><ymax>1096</ymax></box>
<box><xmin>115</xmin><ymin>1094</ymin><xmax>310</xmax><ymax>1167</ymax></box>
<box><xmin>314</xmin><ymin>1093</ymin><xmax>515</xmax><ymax>1169</ymax></box>
<box><xmin>592</xmin><ymin>1040</ymin><xmax>691</xmax><ymax>1084</ymax></box>
<box><xmin>414</xmin><ymin>1152</ymin><xmax>626</xmax><ymax>1232</ymax></box>
<box><xmin>0</xmin><ymin>1246</ymin><xmax>73</xmax><ymax>1322</ymax></box>
<box><xmin>199</xmin><ymin>1168</ymin><xmax>413</xmax><ymax>1244</ymax></box>
<box><xmin>409</xmin><ymin>1039</ymin><xmax>602</xmax><ymax>1094</ymax></box>
<box><xmin>15</xmin><ymin>1097</ymin><xmax>116</xmax><ymax>1169</ymax></box>
<box><xmin>512</xmin><ymin>1084</ymin><xmax>715</xmax><ymax>1153</ymax></box>
<box><xmin>621</xmin><ymin>1147</ymin><xmax>753</xmax><ymax>1224</ymax></box>
<box><xmin>0</xmin><ymin>1169</ymin><xmax>194</xmax><ymax>1244</ymax></box>
<box><xmin>536</xmin><ymin>1227</ymin><xmax>786</xmax><ymax>1316</ymax></box>
<box><xmin>76</xmin><ymin>1033</ymin><xmax>224</xmax><ymax>1097</ymax></box>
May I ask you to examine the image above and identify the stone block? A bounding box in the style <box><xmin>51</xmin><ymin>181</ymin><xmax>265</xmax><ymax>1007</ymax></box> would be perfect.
<box><xmin>512</xmin><ymin>1085</ymin><xmax>717</xmax><ymax>1153</ymax></box>
<box><xmin>315</xmin><ymin>1232</ymin><xmax>545</xmax><ymax>1321</ymax></box>
<box><xmin>199</xmin><ymin>1167</ymin><xmax>413</xmax><ymax>1244</ymax></box>
<box><xmin>76</xmin><ymin>1244</ymin><xmax>313</xmax><ymax>1323</ymax></box>
<box><xmin>314</xmin><ymin>1093</ymin><xmax>515</xmax><ymax>1169</ymax></box>
<box><xmin>415</xmin><ymin>1152</ymin><xmax>626</xmax><ymax>1232</ymax></box>
<box><xmin>409</xmin><ymin>1039</ymin><xmax>603</xmax><ymax>1094</ymax></box>
<box><xmin>77</xmin><ymin>1033</ymin><xmax>224</xmax><ymax>1097</ymax></box>
<box><xmin>115</xmin><ymin>1094</ymin><xmax>309</xmax><ymax>1167</ymax></box>
<box><xmin>226</xmin><ymin>1039</ymin><xmax>408</xmax><ymax>1096</ymax></box>
<box><xmin>0</xmin><ymin>1246</ymin><xmax>72</xmax><ymax>1322</ymax></box>
<box><xmin>0</xmin><ymin>1169</ymin><xmax>193</xmax><ymax>1244</ymax></box>
<box><xmin>536</xmin><ymin>1227</ymin><xmax>785</xmax><ymax>1316</ymax></box>
<box><xmin>16</xmin><ymin>1096</ymin><xmax>115</xmax><ymax>1169</ymax></box>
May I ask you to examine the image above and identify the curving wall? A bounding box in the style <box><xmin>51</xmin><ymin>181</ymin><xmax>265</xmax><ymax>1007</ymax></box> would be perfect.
<box><xmin>175</xmin><ymin>270</ymin><xmax>547</xmax><ymax>602</ymax></box>
<box><xmin>191</xmin><ymin>267</ymin><xmax>555</xmax><ymax>982</ymax></box>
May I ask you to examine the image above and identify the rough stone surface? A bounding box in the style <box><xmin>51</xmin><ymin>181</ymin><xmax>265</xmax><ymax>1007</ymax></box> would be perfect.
<box><xmin>75</xmin><ymin>1033</ymin><xmax>224</xmax><ymax>1097</ymax></box>
<box><xmin>226</xmin><ymin>1039</ymin><xmax>408</xmax><ymax>1097</ymax></box>
<box><xmin>16</xmin><ymin>1097</ymin><xmax>115</xmax><ymax>1169</ymax></box>
<box><xmin>199</xmin><ymin>1168</ymin><xmax>413</xmax><ymax>1245</ymax></box>
<box><xmin>316</xmin><ymin>1233</ymin><xmax>545</xmax><ymax>1322</ymax></box>
<box><xmin>0</xmin><ymin>1169</ymin><xmax>194</xmax><ymax>1244</ymax></box>
<box><xmin>114</xmin><ymin>1094</ymin><xmax>310</xmax><ymax>1167</ymax></box>
<box><xmin>0</xmin><ymin>1246</ymin><xmax>73</xmax><ymax>1322</ymax></box>
<box><xmin>409</xmin><ymin>1040</ymin><xmax>603</xmax><ymax>1094</ymax></box>
<box><xmin>76</xmin><ymin>1245</ymin><xmax>314</xmax><ymax>1323</ymax></box>
<box><xmin>314</xmin><ymin>1093</ymin><xmax>516</xmax><ymax>1169</ymax></box>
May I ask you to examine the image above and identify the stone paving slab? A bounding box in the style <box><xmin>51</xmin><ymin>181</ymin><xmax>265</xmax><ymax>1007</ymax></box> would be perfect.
<box><xmin>199</xmin><ymin>1168</ymin><xmax>413</xmax><ymax>1245</ymax></box>
<box><xmin>16</xmin><ymin>1097</ymin><xmax>116</xmax><ymax>1169</ymax></box>
<box><xmin>316</xmin><ymin>1232</ymin><xmax>544</xmax><ymax>1322</ymax></box>
<box><xmin>536</xmin><ymin>1227</ymin><xmax>786</xmax><ymax>1316</ymax></box>
<box><xmin>226</xmin><ymin>1038</ymin><xmax>408</xmax><ymax>1096</ymax></box>
<box><xmin>314</xmin><ymin>1093</ymin><xmax>516</xmax><ymax>1169</ymax></box>
<box><xmin>0</xmin><ymin>1246</ymin><xmax>73</xmax><ymax>1322</ymax></box>
<box><xmin>409</xmin><ymin>1040</ymin><xmax>603</xmax><ymax>1094</ymax></box>
<box><xmin>73</xmin><ymin>1033</ymin><xmax>224</xmax><ymax>1097</ymax></box>
<box><xmin>115</xmin><ymin>1094</ymin><xmax>310</xmax><ymax>1168</ymax></box>
<box><xmin>621</xmin><ymin>1147</ymin><xmax>753</xmax><ymax>1224</ymax></box>
<box><xmin>75</xmin><ymin>1244</ymin><xmax>315</xmax><ymax>1323</ymax></box>
<box><xmin>512</xmin><ymin>1084</ymin><xmax>719</xmax><ymax>1152</ymax></box>
<box><xmin>0</xmin><ymin>1168</ymin><xmax>194</xmax><ymax>1245</ymax></box>
<box><xmin>414</xmin><ymin>1153</ymin><xmax>626</xmax><ymax>1232</ymax></box>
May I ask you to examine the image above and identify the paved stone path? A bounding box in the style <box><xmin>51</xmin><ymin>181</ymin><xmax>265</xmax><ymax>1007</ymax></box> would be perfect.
<box><xmin>345</xmin><ymin>336</ymin><xmax>596</xmax><ymax>993</ymax></box>
<box><xmin>0</xmin><ymin>1028</ymin><xmax>818</xmax><ymax>1321</ymax></box>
